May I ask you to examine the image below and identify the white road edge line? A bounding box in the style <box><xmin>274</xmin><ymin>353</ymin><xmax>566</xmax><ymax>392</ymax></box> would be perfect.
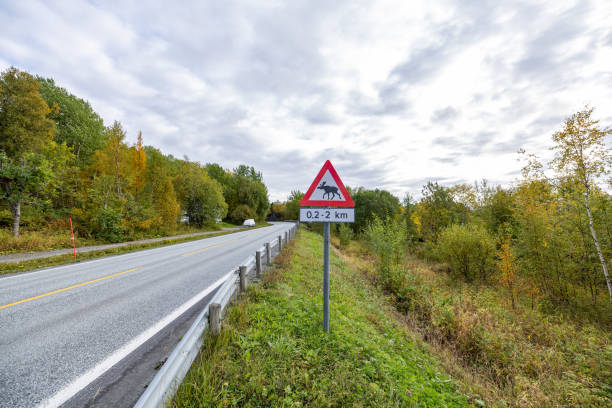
<box><xmin>36</xmin><ymin>268</ymin><xmax>236</xmax><ymax>408</ymax></box>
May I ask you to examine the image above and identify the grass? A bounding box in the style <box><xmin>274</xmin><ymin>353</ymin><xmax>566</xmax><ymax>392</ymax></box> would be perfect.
<box><xmin>171</xmin><ymin>228</ymin><xmax>471</xmax><ymax>407</ymax></box>
<box><xmin>0</xmin><ymin>227</ymin><xmax>99</xmax><ymax>254</ymax></box>
<box><xmin>0</xmin><ymin>220</ymin><xmax>241</xmax><ymax>255</ymax></box>
<box><xmin>341</xmin><ymin>238</ymin><xmax>612</xmax><ymax>408</ymax></box>
<box><xmin>0</xmin><ymin>224</ymin><xmax>269</xmax><ymax>276</ymax></box>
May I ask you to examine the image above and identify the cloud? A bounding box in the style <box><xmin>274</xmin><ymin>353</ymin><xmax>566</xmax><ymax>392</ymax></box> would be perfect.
<box><xmin>431</xmin><ymin>106</ymin><xmax>459</xmax><ymax>123</ymax></box>
<box><xmin>431</xmin><ymin>156</ymin><xmax>459</xmax><ymax>165</ymax></box>
<box><xmin>1</xmin><ymin>0</ymin><xmax>611</xmax><ymax>202</ymax></box>
<box><xmin>347</xmin><ymin>88</ymin><xmax>410</xmax><ymax>117</ymax></box>
<box><xmin>431</xmin><ymin>130</ymin><xmax>497</xmax><ymax>156</ymax></box>
<box><xmin>512</xmin><ymin>1</ymin><xmax>592</xmax><ymax>85</ymax></box>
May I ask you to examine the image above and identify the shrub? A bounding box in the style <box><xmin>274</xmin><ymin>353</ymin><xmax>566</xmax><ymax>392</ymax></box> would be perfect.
<box><xmin>437</xmin><ymin>223</ymin><xmax>496</xmax><ymax>282</ymax></box>
<box><xmin>337</xmin><ymin>223</ymin><xmax>353</xmax><ymax>248</ymax></box>
<box><xmin>94</xmin><ymin>207</ymin><xmax>126</xmax><ymax>242</ymax></box>
<box><xmin>0</xmin><ymin>209</ymin><xmax>12</xmax><ymax>228</ymax></box>
<box><xmin>364</xmin><ymin>217</ymin><xmax>406</xmax><ymax>289</ymax></box>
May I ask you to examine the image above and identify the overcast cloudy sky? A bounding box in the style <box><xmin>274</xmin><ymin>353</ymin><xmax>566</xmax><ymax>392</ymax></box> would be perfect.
<box><xmin>1</xmin><ymin>0</ymin><xmax>611</xmax><ymax>201</ymax></box>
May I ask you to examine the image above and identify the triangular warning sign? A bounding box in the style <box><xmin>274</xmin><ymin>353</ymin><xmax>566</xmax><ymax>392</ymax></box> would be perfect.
<box><xmin>300</xmin><ymin>160</ymin><xmax>354</xmax><ymax>207</ymax></box>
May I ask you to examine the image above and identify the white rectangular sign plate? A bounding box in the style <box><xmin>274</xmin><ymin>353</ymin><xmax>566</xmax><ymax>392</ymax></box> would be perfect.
<box><xmin>300</xmin><ymin>208</ymin><xmax>354</xmax><ymax>223</ymax></box>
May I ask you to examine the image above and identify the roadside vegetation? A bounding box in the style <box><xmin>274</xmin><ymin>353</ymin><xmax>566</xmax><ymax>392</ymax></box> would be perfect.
<box><xmin>267</xmin><ymin>107</ymin><xmax>611</xmax><ymax>406</ymax></box>
<box><xmin>0</xmin><ymin>225</ymin><xmax>270</xmax><ymax>275</ymax></box>
<box><xmin>0</xmin><ymin>219</ymin><xmax>230</xmax><ymax>255</ymax></box>
<box><xmin>172</xmin><ymin>228</ymin><xmax>471</xmax><ymax>407</ymax></box>
<box><xmin>0</xmin><ymin>67</ymin><xmax>269</xmax><ymax>252</ymax></box>
<box><xmin>359</xmin><ymin>218</ymin><xmax>610</xmax><ymax>407</ymax></box>
<box><xmin>3</xmin><ymin>63</ymin><xmax>610</xmax><ymax>405</ymax></box>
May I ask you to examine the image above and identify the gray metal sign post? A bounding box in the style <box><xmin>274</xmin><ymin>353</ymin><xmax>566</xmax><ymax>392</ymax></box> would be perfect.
<box><xmin>323</xmin><ymin>221</ymin><xmax>330</xmax><ymax>331</ymax></box>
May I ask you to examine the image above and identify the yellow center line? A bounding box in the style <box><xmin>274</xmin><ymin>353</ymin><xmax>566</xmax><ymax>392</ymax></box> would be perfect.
<box><xmin>180</xmin><ymin>237</ymin><xmax>242</xmax><ymax>257</ymax></box>
<box><xmin>0</xmin><ymin>267</ymin><xmax>142</xmax><ymax>311</ymax></box>
<box><xmin>179</xmin><ymin>228</ymin><xmax>270</xmax><ymax>257</ymax></box>
<box><xmin>1</xmin><ymin>228</ymin><xmax>277</xmax><ymax>311</ymax></box>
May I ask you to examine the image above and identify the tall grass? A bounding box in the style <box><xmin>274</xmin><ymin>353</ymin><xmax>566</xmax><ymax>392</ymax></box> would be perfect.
<box><xmin>0</xmin><ymin>228</ymin><xmax>96</xmax><ymax>254</ymax></box>
<box><xmin>0</xmin><ymin>220</ymin><xmax>233</xmax><ymax>255</ymax></box>
<box><xmin>360</xmin><ymin>218</ymin><xmax>612</xmax><ymax>407</ymax></box>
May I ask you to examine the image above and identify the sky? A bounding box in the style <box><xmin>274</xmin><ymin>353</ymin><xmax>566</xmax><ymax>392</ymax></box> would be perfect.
<box><xmin>1</xmin><ymin>0</ymin><xmax>611</xmax><ymax>201</ymax></box>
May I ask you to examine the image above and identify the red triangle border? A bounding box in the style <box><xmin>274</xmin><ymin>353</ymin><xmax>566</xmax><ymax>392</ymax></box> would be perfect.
<box><xmin>300</xmin><ymin>160</ymin><xmax>355</xmax><ymax>207</ymax></box>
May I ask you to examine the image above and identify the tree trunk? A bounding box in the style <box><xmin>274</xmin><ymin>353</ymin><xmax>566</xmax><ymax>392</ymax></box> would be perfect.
<box><xmin>584</xmin><ymin>186</ymin><xmax>612</xmax><ymax>305</ymax></box>
<box><xmin>9</xmin><ymin>200</ymin><xmax>21</xmax><ymax>238</ymax></box>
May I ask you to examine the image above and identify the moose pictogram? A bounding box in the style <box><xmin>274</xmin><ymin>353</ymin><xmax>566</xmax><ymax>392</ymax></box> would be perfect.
<box><xmin>317</xmin><ymin>181</ymin><xmax>341</xmax><ymax>200</ymax></box>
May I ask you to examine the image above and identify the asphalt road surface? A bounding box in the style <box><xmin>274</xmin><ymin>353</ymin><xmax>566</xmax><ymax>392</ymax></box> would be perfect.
<box><xmin>0</xmin><ymin>222</ymin><xmax>293</xmax><ymax>408</ymax></box>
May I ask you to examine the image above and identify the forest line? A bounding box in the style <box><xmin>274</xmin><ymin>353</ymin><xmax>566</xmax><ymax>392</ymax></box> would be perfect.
<box><xmin>1</xmin><ymin>67</ymin><xmax>268</xmax><ymax>246</ymax></box>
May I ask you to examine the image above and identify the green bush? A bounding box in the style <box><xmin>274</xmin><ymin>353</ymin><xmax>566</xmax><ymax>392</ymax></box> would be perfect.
<box><xmin>0</xmin><ymin>209</ymin><xmax>12</xmax><ymax>228</ymax></box>
<box><xmin>436</xmin><ymin>223</ymin><xmax>496</xmax><ymax>282</ymax></box>
<box><xmin>364</xmin><ymin>217</ymin><xmax>406</xmax><ymax>289</ymax></box>
<box><xmin>337</xmin><ymin>223</ymin><xmax>353</xmax><ymax>248</ymax></box>
<box><xmin>94</xmin><ymin>207</ymin><xmax>125</xmax><ymax>242</ymax></box>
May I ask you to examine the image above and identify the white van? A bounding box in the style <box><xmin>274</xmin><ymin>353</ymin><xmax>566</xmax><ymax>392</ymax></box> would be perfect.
<box><xmin>242</xmin><ymin>218</ymin><xmax>256</xmax><ymax>227</ymax></box>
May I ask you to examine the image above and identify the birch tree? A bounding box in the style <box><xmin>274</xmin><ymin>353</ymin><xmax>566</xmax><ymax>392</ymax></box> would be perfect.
<box><xmin>551</xmin><ymin>107</ymin><xmax>612</xmax><ymax>304</ymax></box>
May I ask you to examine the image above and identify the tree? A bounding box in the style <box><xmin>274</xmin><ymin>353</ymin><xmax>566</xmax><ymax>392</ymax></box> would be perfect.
<box><xmin>145</xmin><ymin>147</ymin><xmax>179</xmax><ymax>230</ymax></box>
<box><xmin>91</xmin><ymin>121</ymin><xmax>129</xmax><ymax>197</ymax></box>
<box><xmin>513</xmin><ymin>178</ymin><xmax>573</xmax><ymax>303</ymax></box>
<box><xmin>233</xmin><ymin>173</ymin><xmax>269</xmax><ymax>221</ymax></box>
<box><xmin>232</xmin><ymin>165</ymin><xmax>269</xmax><ymax>220</ymax></box>
<box><xmin>205</xmin><ymin>163</ymin><xmax>233</xmax><ymax>186</ymax></box>
<box><xmin>550</xmin><ymin>107</ymin><xmax>612</xmax><ymax>304</ymax></box>
<box><xmin>481</xmin><ymin>187</ymin><xmax>515</xmax><ymax>235</ymax></box>
<box><xmin>131</xmin><ymin>131</ymin><xmax>147</xmax><ymax>197</ymax></box>
<box><xmin>209</xmin><ymin>164</ymin><xmax>269</xmax><ymax>222</ymax></box>
<box><xmin>0</xmin><ymin>67</ymin><xmax>55</xmax><ymax>236</ymax></box>
<box><xmin>175</xmin><ymin>162</ymin><xmax>227</xmax><ymax>226</ymax></box>
<box><xmin>437</xmin><ymin>223</ymin><xmax>496</xmax><ymax>282</ymax></box>
<box><xmin>414</xmin><ymin>182</ymin><xmax>465</xmax><ymax>242</ymax></box>
<box><xmin>233</xmin><ymin>164</ymin><xmax>263</xmax><ymax>182</ymax></box>
<box><xmin>269</xmin><ymin>202</ymin><xmax>285</xmax><ymax>220</ymax></box>
<box><xmin>352</xmin><ymin>187</ymin><xmax>401</xmax><ymax>232</ymax></box>
<box><xmin>401</xmin><ymin>193</ymin><xmax>418</xmax><ymax>242</ymax></box>
<box><xmin>73</xmin><ymin>174</ymin><xmax>126</xmax><ymax>241</ymax></box>
<box><xmin>36</xmin><ymin>77</ymin><xmax>105</xmax><ymax>165</ymax></box>
<box><xmin>283</xmin><ymin>190</ymin><xmax>304</xmax><ymax>220</ymax></box>
<box><xmin>498</xmin><ymin>236</ymin><xmax>518</xmax><ymax>309</ymax></box>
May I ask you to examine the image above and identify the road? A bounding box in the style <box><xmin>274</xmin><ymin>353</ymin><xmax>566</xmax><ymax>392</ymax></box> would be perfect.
<box><xmin>0</xmin><ymin>222</ymin><xmax>293</xmax><ymax>408</ymax></box>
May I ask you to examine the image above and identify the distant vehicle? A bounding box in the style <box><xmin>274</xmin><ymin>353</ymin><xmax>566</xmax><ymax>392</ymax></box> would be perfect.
<box><xmin>242</xmin><ymin>218</ymin><xmax>256</xmax><ymax>227</ymax></box>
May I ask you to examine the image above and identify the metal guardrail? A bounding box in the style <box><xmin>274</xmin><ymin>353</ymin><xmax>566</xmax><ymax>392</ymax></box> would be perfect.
<box><xmin>134</xmin><ymin>223</ymin><xmax>298</xmax><ymax>408</ymax></box>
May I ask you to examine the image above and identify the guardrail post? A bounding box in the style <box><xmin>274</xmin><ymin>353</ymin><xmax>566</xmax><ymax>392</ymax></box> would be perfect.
<box><xmin>256</xmin><ymin>250</ymin><xmax>262</xmax><ymax>278</ymax></box>
<box><xmin>284</xmin><ymin>231</ymin><xmax>288</xmax><ymax>245</ymax></box>
<box><xmin>278</xmin><ymin>235</ymin><xmax>282</xmax><ymax>251</ymax></box>
<box><xmin>209</xmin><ymin>303</ymin><xmax>221</xmax><ymax>336</ymax></box>
<box><xmin>266</xmin><ymin>242</ymin><xmax>271</xmax><ymax>265</ymax></box>
<box><xmin>239</xmin><ymin>265</ymin><xmax>247</xmax><ymax>293</ymax></box>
